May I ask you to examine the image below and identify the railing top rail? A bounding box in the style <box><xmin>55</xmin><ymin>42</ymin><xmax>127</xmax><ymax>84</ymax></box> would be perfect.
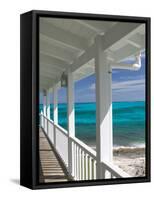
<box><xmin>40</xmin><ymin>113</ymin><xmax>68</xmax><ymax>135</ymax></box>
<box><xmin>70</xmin><ymin>136</ymin><xmax>96</xmax><ymax>159</ymax></box>
<box><xmin>47</xmin><ymin>117</ymin><xmax>54</xmax><ymax>124</ymax></box>
<box><xmin>101</xmin><ymin>161</ymin><xmax>131</xmax><ymax>178</ymax></box>
<box><xmin>55</xmin><ymin>123</ymin><xmax>68</xmax><ymax>136</ymax></box>
<box><xmin>41</xmin><ymin>114</ymin><xmax>54</xmax><ymax>123</ymax></box>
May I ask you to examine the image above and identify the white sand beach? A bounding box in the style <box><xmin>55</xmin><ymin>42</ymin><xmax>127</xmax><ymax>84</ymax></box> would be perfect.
<box><xmin>113</xmin><ymin>147</ymin><xmax>145</xmax><ymax>177</ymax></box>
<box><xmin>90</xmin><ymin>145</ymin><xmax>145</xmax><ymax>177</ymax></box>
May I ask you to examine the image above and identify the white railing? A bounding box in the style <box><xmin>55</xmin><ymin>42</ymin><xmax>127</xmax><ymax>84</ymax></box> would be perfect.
<box><xmin>55</xmin><ymin>123</ymin><xmax>68</xmax><ymax>167</ymax></box>
<box><xmin>70</xmin><ymin>136</ymin><xmax>97</xmax><ymax>180</ymax></box>
<box><xmin>40</xmin><ymin>113</ymin><xmax>130</xmax><ymax>180</ymax></box>
<box><xmin>40</xmin><ymin>113</ymin><xmax>69</xmax><ymax>167</ymax></box>
<box><xmin>100</xmin><ymin>161</ymin><xmax>130</xmax><ymax>178</ymax></box>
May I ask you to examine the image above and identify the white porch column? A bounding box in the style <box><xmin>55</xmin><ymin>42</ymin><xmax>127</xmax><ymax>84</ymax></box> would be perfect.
<box><xmin>53</xmin><ymin>85</ymin><xmax>58</xmax><ymax>124</ymax></box>
<box><xmin>67</xmin><ymin>68</ymin><xmax>75</xmax><ymax>177</ymax></box>
<box><xmin>43</xmin><ymin>90</ymin><xmax>47</xmax><ymax>116</ymax></box>
<box><xmin>47</xmin><ymin>90</ymin><xmax>51</xmax><ymax>119</ymax></box>
<box><xmin>95</xmin><ymin>35</ymin><xmax>113</xmax><ymax>179</ymax></box>
<box><xmin>53</xmin><ymin>84</ymin><xmax>58</xmax><ymax>147</ymax></box>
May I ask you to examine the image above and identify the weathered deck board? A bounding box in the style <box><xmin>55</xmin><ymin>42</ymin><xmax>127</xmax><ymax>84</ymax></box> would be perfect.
<box><xmin>39</xmin><ymin>128</ymin><xmax>70</xmax><ymax>183</ymax></box>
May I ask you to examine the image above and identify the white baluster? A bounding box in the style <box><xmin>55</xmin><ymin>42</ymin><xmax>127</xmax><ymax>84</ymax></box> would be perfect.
<box><xmin>82</xmin><ymin>151</ymin><xmax>85</xmax><ymax>180</ymax></box>
<box><xmin>74</xmin><ymin>143</ymin><xmax>76</xmax><ymax>180</ymax></box>
<box><xmin>89</xmin><ymin>156</ymin><xmax>92</xmax><ymax>180</ymax></box>
<box><xmin>85</xmin><ymin>154</ymin><xmax>88</xmax><ymax>180</ymax></box>
<box><xmin>76</xmin><ymin>145</ymin><xmax>79</xmax><ymax>180</ymax></box>
<box><xmin>93</xmin><ymin>160</ymin><xmax>97</xmax><ymax>179</ymax></box>
<box><xmin>78</xmin><ymin>147</ymin><xmax>81</xmax><ymax>180</ymax></box>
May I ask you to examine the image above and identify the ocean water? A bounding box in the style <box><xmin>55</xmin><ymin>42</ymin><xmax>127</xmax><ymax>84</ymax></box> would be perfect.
<box><xmin>39</xmin><ymin>101</ymin><xmax>145</xmax><ymax>147</ymax></box>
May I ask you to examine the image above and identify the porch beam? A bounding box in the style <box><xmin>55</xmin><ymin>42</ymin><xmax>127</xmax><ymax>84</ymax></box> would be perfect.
<box><xmin>40</xmin><ymin>19</ymin><xmax>88</xmax><ymax>50</ymax></box>
<box><xmin>40</xmin><ymin>40</ymin><xmax>75</xmax><ymax>63</ymax></box>
<box><xmin>75</xmin><ymin>20</ymin><xmax>114</xmax><ymax>33</ymax></box>
<box><xmin>71</xmin><ymin>44</ymin><xmax>95</xmax><ymax>72</ymax></box>
<box><xmin>126</xmin><ymin>34</ymin><xmax>145</xmax><ymax>48</ymax></box>
<box><xmin>40</xmin><ymin>68</ymin><xmax>61</xmax><ymax>78</ymax></box>
<box><xmin>70</xmin><ymin>23</ymin><xmax>141</xmax><ymax>73</ymax></box>
<box><xmin>40</xmin><ymin>72</ymin><xmax>60</xmax><ymax>81</ymax></box>
<box><xmin>110</xmin><ymin>44</ymin><xmax>143</xmax><ymax>62</ymax></box>
<box><xmin>40</xmin><ymin>62</ymin><xmax>64</xmax><ymax>72</ymax></box>
<box><xmin>40</xmin><ymin>53</ymin><xmax>70</xmax><ymax>69</ymax></box>
<box><xmin>100</xmin><ymin>23</ymin><xmax>141</xmax><ymax>51</ymax></box>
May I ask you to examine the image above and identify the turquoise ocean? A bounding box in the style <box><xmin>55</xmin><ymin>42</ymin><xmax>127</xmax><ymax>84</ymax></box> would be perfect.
<box><xmin>40</xmin><ymin>101</ymin><xmax>145</xmax><ymax>147</ymax></box>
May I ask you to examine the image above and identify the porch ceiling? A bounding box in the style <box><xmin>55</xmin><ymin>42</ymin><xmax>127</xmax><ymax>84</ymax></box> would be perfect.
<box><xmin>39</xmin><ymin>17</ymin><xmax>145</xmax><ymax>90</ymax></box>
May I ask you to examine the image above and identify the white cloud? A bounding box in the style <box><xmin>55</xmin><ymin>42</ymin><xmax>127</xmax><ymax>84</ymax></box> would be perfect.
<box><xmin>89</xmin><ymin>78</ymin><xmax>145</xmax><ymax>93</ymax></box>
<box><xmin>112</xmin><ymin>79</ymin><xmax>145</xmax><ymax>91</ymax></box>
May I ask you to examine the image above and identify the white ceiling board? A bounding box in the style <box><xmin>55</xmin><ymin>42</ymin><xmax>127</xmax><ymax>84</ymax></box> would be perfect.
<box><xmin>39</xmin><ymin>17</ymin><xmax>145</xmax><ymax>91</ymax></box>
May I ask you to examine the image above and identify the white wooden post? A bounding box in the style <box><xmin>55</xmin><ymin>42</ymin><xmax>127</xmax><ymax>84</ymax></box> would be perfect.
<box><xmin>53</xmin><ymin>84</ymin><xmax>58</xmax><ymax>147</ymax></box>
<box><xmin>53</xmin><ymin>85</ymin><xmax>58</xmax><ymax>124</ymax></box>
<box><xmin>42</xmin><ymin>90</ymin><xmax>47</xmax><ymax>133</ymax></box>
<box><xmin>95</xmin><ymin>35</ymin><xmax>113</xmax><ymax>179</ymax></box>
<box><xmin>47</xmin><ymin>91</ymin><xmax>51</xmax><ymax>119</ymax></box>
<box><xmin>40</xmin><ymin>110</ymin><xmax>43</xmax><ymax>128</ymax></box>
<box><xmin>67</xmin><ymin>68</ymin><xmax>75</xmax><ymax>177</ymax></box>
<box><xmin>43</xmin><ymin>91</ymin><xmax>47</xmax><ymax>116</ymax></box>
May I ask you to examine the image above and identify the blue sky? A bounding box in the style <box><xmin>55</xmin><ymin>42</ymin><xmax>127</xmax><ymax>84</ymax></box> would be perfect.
<box><xmin>40</xmin><ymin>52</ymin><xmax>145</xmax><ymax>103</ymax></box>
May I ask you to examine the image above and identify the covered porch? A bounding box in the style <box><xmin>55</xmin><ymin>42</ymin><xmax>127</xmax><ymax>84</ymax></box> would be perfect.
<box><xmin>39</xmin><ymin>17</ymin><xmax>145</xmax><ymax>182</ymax></box>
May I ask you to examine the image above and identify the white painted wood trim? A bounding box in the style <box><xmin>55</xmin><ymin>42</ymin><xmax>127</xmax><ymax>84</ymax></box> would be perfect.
<box><xmin>47</xmin><ymin>90</ymin><xmax>51</xmax><ymax>119</ymax></box>
<box><xmin>67</xmin><ymin>69</ymin><xmax>75</xmax><ymax>177</ymax></box>
<box><xmin>95</xmin><ymin>35</ymin><xmax>113</xmax><ymax>179</ymax></box>
<box><xmin>67</xmin><ymin>69</ymin><xmax>75</xmax><ymax>137</ymax></box>
<box><xmin>82</xmin><ymin>150</ymin><xmax>85</xmax><ymax>180</ymax></box>
<box><xmin>53</xmin><ymin>85</ymin><xmax>58</xmax><ymax>124</ymax></box>
<box><xmin>43</xmin><ymin>94</ymin><xmax>47</xmax><ymax>116</ymax></box>
<box><xmin>70</xmin><ymin>136</ymin><xmax>96</xmax><ymax>159</ymax></box>
<box><xmin>101</xmin><ymin>161</ymin><xmax>131</xmax><ymax>178</ymax></box>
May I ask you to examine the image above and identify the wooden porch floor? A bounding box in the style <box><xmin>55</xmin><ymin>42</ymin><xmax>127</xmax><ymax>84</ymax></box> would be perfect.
<box><xmin>39</xmin><ymin>128</ymin><xmax>71</xmax><ymax>183</ymax></box>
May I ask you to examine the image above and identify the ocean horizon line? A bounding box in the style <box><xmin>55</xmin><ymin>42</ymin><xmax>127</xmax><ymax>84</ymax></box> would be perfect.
<box><xmin>39</xmin><ymin>100</ymin><xmax>145</xmax><ymax>105</ymax></box>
